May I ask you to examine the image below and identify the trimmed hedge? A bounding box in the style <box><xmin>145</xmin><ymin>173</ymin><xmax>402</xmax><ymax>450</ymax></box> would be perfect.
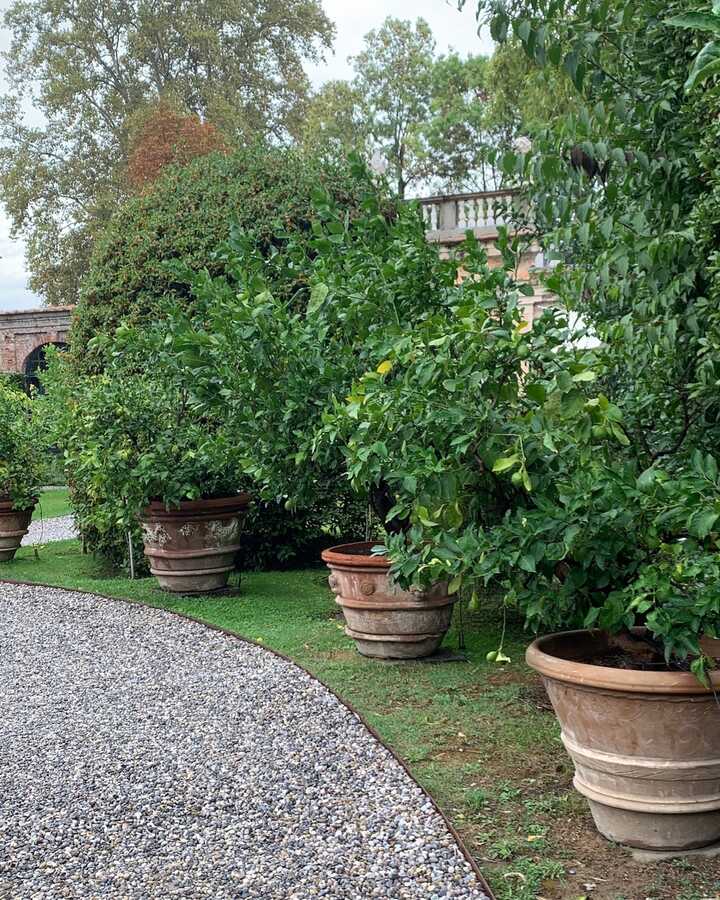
<box><xmin>71</xmin><ymin>143</ymin><xmax>367</xmax><ymax>371</ymax></box>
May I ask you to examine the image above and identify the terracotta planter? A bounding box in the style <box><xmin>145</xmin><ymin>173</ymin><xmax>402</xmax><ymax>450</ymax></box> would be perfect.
<box><xmin>141</xmin><ymin>495</ymin><xmax>250</xmax><ymax>594</ymax></box>
<box><xmin>0</xmin><ymin>498</ymin><xmax>35</xmax><ymax>561</ymax></box>
<box><xmin>321</xmin><ymin>541</ymin><xmax>455</xmax><ymax>659</ymax></box>
<box><xmin>527</xmin><ymin>628</ymin><xmax>720</xmax><ymax>852</ymax></box>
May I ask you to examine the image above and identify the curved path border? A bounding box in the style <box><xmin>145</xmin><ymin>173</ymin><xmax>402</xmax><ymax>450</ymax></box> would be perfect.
<box><xmin>0</xmin><ymin>579</ymin><xmax>494</xmax><ymax>899</ymax></box>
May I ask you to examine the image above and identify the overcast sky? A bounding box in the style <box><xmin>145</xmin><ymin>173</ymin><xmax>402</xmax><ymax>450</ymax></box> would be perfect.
<box><xmin>0</xmin><ymin>0</ymin><xmax>493</xmax><ymax>312</ymax></box>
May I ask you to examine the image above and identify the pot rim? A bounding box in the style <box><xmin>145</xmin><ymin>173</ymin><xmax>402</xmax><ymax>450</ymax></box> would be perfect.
<box><xmin>527</xmin><ymin>628</ymin><xmax>720</xmax><ymax>695</ymax></box>
<box><xmin>0</xmin><ymin>496</ymin><xmax>37</xmax><ymax>512</ymax></box>
<box><xmin>142</xmin><ymin>493</ymin><xmax>251</xmax><ymax>520</ymax></box>
<box><xmin>321</xmin><ymin>540</ymin><xmax>391</xmax><ymax>569</ymax></box>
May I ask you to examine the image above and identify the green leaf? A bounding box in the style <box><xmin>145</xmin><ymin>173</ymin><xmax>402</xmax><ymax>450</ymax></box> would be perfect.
<box><xmin>542</xmin><ymin>432</ymin><xmax>557</xmax><ymax>453</ymax></box>
<box><xmin>517</xmin><ymin>19</ymin><xmax>531</xmax><ymax>42</ymax></box>
<box><xmin>547</xmin><ymin>42</ymin><xmax>562</xmax><ymax>65</ymax></box>
<box><xmin>637</xmin><ymin>467</ymin><xmax>658</xmax><ymax>490</ymax></box>
<box><xmin>685</xmin><ymin>40</ymin><xmax>720</xmax><ymax>91</ymax></box>
<box><xmin>307</xmin><ymin>282</ymin><xmax>329</xmax><ymax>315</ymax></box>
<box><xmin>610</xmin><ymin>422</ymin><xmax>630</xmax><ymax>446</ymax></box>
<box><xmin>416</xmin><ymin>505</ymin><xmax>438</xmax><ymax>527</ymax></box>
<box><xmin>519</xmin><ymin>553</ymin><xmax>536</xmax><ymax>572</ymax></box>
<box><xmin>572</xmin><ymin>369</ymin><xmax>597</xmax><ymax>382</ymax></box>
<box><xmin>691</xmin><ymin>657</ymin><xmax>711</xmax><ymax>689</ymax></box>
<box><xmin>689</xmin><ymin>510</ymin><xmax>719</xmax><ymax>539</ymax></box>
<box><xmin>526</xmin><ymin>383</ymin><xmax>547</xmax><ymax>404</ymax></box>
<box><xmin>490</xmin><ymin>11</ymin><xmax>509</xmax><ymax>42</ymax></box>
<box><xmin>665</xmin><ymin>13</ymin><xmax>720</xmax><ymax>35</ymax></box>
<box><xmin>492</xmin><ymin>455</ymin><xmax>520</xmax><ymax>473</ymax></box>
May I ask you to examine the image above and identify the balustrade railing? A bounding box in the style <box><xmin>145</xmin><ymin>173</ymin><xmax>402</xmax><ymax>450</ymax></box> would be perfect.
<box><xmin>418</xmin><ymin>189</ymin><xmax>520</xmax><ymax>234</ymax></box>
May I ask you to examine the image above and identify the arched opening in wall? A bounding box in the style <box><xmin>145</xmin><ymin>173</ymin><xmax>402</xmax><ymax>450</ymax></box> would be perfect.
<box><xmin>23</xmin><ymin>342</ymin><xmax>68</xmax><ymax>393</ymax></box>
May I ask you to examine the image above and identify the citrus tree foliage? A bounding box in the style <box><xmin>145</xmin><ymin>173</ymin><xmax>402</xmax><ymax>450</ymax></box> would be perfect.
<box><xmin>0</xmin><ymin>379</ymin><xmax>47</xmax><ymax>508</ymax></box>
<box><xmin>148</xmin><ymin>165</ymin><xmax>457</xmax><ymax>512</ymax></box>
<box><xmin>43</xmin><ymin>341</ymin><xmax>365</xmax><ymax>570</ymax></box>
<box><xmin>352</xmin><ymin>0</ymin><xmax>720</xmax><ymax>675</ymax></box>
<box><xmin>42</xmin><ymin>342</ymin><xmax>242</xmax><ymax>563</ymax></box>
<box><xmin>70</xmin><ymin>145</ymin><xmax>366</xmax><ymax>373</ymax></box>
<box><xmin>667</xmin><ymin>3</ymin><xmax>720</xmax><ymax>91</ymax></box>
<box><xmin>149</xmin><ymin>166</ymin><xmax>594</xmax><ymax>599</ymax></box>
<box><xmin>126</xmin><ymin>100</ymin><xmax>230</xmax><ymax>191</ymax></box>
<box><xmin>0</xmin><ymin>0</ymin><xmax>334</xmax><ymax>304</ymax></box>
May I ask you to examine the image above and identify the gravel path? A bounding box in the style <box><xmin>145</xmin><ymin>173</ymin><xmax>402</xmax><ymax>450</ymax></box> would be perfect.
<box><xmin>22</xmin><ymin>514</ymin><xmax>77</xmax><ymax>546</ymax></box>
<box><xmin>0</xmin><ymin>582</ymin><xmax>490</xmax><ymax>900</ymax></box>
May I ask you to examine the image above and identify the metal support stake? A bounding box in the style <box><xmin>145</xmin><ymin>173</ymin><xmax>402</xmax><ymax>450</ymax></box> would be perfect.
<box><xmin>127</xmin><ymin>530</ymin><xmax>136</xmax><ymax>580</ymax></box>
<box><xmin>457</xmin><ymin>596</ymin><xmax>466</xmax><ymax>651</ymax></box>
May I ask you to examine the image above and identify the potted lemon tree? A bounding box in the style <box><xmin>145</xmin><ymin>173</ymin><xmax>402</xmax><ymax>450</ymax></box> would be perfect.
<box><xmin>45</xmin><ymin>348</ymin><xmax>248</xmax><ymax>593</ymax></box>
<box><xmin>0</xmin><ymin>380</ymin><xmax>46</xmax><ymax>560</ymax></box>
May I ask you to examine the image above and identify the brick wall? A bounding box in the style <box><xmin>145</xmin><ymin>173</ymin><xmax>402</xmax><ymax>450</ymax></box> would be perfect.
<box><xmin>0</xmin><ymin>307</ymin><xmax>75</xmax><ymax>375</ymax></box>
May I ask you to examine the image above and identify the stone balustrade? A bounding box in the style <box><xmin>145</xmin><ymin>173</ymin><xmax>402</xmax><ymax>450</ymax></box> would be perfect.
<box><xmin>419</xmin><ymin>188</ymin><xmax>522</xmax><ymax>240</ymax></box>
<box><xmin>419</xmin><ymin>188</ymin><xmax>552</xmax><ymax>325</ymax></box>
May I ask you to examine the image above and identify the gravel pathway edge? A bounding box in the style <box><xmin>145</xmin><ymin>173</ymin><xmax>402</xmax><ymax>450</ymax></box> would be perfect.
<box><xmin>0</xmin><ymin>575</ymin><xmax>496</xmax><ymax>900</ymax></box>
<box><xmin>21</xmin><ymin>514</ymin><xmax>77</xmax><ymax>546</ymax></box>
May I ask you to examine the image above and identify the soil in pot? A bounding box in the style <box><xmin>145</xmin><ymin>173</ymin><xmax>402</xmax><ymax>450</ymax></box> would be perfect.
<box><xmin>321</xmin><ymin>541</ymin><xmax>456</xmax><ymax>660</ymax></box>
<box><xmin>141</xmin><ymin>495</ymin><xmax>250</xmax><ymax>594</ymax></box>
<box><xmin>0</xmin><ymin>498</ymin><xmax>36</xmax><ymax>561</ymax></box>
<box><xmin>527</xmin><ymin>628</ymin><xmax>720</xmax><ymax>853</ymax></box>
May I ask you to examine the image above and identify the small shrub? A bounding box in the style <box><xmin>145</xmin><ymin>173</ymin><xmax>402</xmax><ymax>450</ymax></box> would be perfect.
<box><xmin>0</xmin><ymin>379</ymin><xmax>47</xmax><ymax>508</ymax></box>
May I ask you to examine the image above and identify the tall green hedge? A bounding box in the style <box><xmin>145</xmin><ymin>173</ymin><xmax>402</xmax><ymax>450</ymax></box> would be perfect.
<box><xmin>71</xmin><ymin>143</ymin><xmax>366</xmax><ymax>371</ymax></box>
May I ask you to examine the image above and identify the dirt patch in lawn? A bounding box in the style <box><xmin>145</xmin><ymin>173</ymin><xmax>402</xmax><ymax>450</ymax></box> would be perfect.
<box><xmin>418</xmin><ymin>686</ymin><xmax>720</xmax><ymax>900</ymax></box>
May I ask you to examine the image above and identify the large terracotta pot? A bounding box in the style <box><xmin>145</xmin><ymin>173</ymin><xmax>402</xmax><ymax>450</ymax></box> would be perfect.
<box><xmin>321</xmin><ymin>541</ymin><xmax>455</xmax><ymax>659</ymax></box>
<box><xmin>0</xmin><ymin>498</ymin><xmax>35</xmax><ymax>561</ymax></box>
<box><xmin>527</xmin><ymin>628</ymin><xmax>720</xmax><ymax>852</ymax></box>
<box><xmin>140</xmin><ymin>495</ymin><xmax>250</xmax><ymax>594</ymax></box>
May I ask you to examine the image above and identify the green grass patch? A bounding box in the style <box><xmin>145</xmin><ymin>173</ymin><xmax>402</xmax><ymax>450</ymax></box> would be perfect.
<box><xmin>2</xmin><ymin>540</ymin><xmax>718</xmax><ymax>900</ymax></box>
<box><xmin>32</xmin><ymin>487</ymin><xmax>71</xmax><ymax>521</ymax></box>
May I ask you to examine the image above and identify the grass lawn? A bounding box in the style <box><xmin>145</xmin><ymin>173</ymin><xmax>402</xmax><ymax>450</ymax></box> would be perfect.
<box><xmin>3</xmin><ymin>540</ymin><xmax>718</xmax><ymax>900</ymax></box>
<box><xmin>32</xmin><ymin>487</ymin><xmax>71</xmax><ymax>521</ymax></box>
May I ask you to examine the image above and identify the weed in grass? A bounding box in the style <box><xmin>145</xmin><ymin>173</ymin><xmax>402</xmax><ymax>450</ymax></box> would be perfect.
<box><xmin>494</xmin><ymin>857</ymin><xmax>565</xmax><ymax>900</ymax></box>
<box><xmin>489</xmin><ymin>839</ymin><xmax>521</xmax><ymax>861</ymax></box>
<box><xmin>466</xmin><ymin>788</ymin><xmax>488</xmax><ymax>810</ymax></box>
<box><xmin>524</xmin><ymin>792</ymin><xmax>573</xmax><ymax>816</ymax></box>
<box><xmin>498</xmin><ymin>782</ymin><xmax>523</xmax><ymax>803</ymax></box>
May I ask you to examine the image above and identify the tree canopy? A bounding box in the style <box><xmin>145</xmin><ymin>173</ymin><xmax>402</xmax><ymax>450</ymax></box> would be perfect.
<box><xmin>0</xmin><ymin>0</ymin><xmax>334</xmax><ymax>305</ymax></box>
<box><xmin>301</xmin><ymin>17</ymin><xmax>504</xmax><ymax>196</ymax></box>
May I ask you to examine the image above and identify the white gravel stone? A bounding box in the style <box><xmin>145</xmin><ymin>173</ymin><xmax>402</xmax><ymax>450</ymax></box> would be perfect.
<box><xmin>22</xmin><ymin>515</ymin><xmax>77</xmax><ymax>546</ymax></box>
<box><xmin>0</xmin><ymin>582</ymin><xmax>490</xmax><ymax>899</ymax></box>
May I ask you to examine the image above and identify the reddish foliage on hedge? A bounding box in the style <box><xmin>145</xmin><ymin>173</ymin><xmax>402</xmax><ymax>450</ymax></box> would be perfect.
<box><xmin>127</xmin><ymin>102</ymin><xmax>229</xmax><ymax>190</ymax></box>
